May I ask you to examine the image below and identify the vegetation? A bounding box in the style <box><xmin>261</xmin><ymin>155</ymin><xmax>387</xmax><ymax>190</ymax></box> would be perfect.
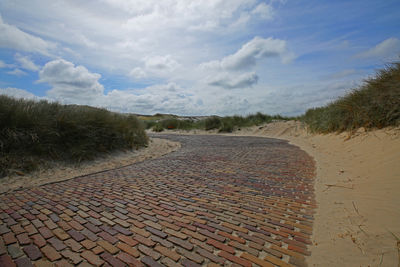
<box><xmin>146</xmin><ymin>112</ymin><xmax>295</xmax><ymax>133</ymax></box>
<box><xmin>302</xmin><ymin>62</ymin><xmax>400</xmax><ymax>133</ymax></box>
<box><xmin>0</xmin><ymin>96</ymin><xmax>148</xmax><ymax>177</ymax></box>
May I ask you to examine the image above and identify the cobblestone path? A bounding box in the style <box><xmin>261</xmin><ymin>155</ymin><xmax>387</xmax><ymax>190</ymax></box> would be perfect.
<box><xmin>0</xmin><ymin>134</ymin><xmax>316</xmax><ymax>267</ymax></box>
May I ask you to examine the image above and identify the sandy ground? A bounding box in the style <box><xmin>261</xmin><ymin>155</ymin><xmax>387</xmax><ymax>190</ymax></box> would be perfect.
<box><xmin>0</xmin><ymin>137</ymin><xmax>180</xmax><ymax>194</ymax></box>
<box><xmin>166</xmin><ymin>121</ymin><xmax>400</xmax><ymax>267</ymax></box>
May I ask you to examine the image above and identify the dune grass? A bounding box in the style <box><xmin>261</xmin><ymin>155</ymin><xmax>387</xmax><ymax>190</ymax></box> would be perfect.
<box><xmin>0</xmin><ymin>96</ymin><xmax>148</xmax><ymax>177</ymax></box>
<box><xmin>147</xmin><ymin>112</ymin><xmax>295</xmax><ymax>133</ymax></box>
<box><xmin>301</xmin><ymin>62</ymin><xmax>400</xmax><ymax>133</ymax></box>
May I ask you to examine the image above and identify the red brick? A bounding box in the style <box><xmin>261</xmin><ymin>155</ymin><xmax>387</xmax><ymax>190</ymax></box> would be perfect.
<box><xmin>0</xmin><ymin>254</ymin><xmax>16</xmax><ymax>267</ymax></box>
<box><xmin>117</xmin><ymin>252</ymin><xmax>144</xmax><ymax>267</ymax></box>
<box><xmin>117</xmin><ymin>234</ymin><xmax>138</xmax><ymax>247</ymax></box>
<box><xmin>31</xmin><ymin>234</ymin><xmax>46</xmax><ymax>248</ymax></box>
<box><xmin>81</xmin><ymin>250</ymin><xmax>104</xmax><ymax>266</ymax></box>
<box><xmin>138</xmin><ymin>244</ymin><xmax>161</xmax><ymax>260</ymax></box>
<box><xmin>206</xmin><ymin>239</ymin><xmax>235</xmax><ymax>254</ymax></box>
<box><xmin>38</xmin><ymin>227</ymin><xmax>54</xmax><ymax>239</ymax></box>
<box><xmin>134</xmin><ymin>234</ymin><xmax>155</xmax><ymax>247</ymax></box>
<box><xmin>100</xmin><ymin>252</ymin><xmax>125</xmax><ymax>267</ymax></box>
<box><xmin>41</xmin><ymin>245</ymin><xmax>62</xmax><ymax>261</ymax></box>
<box><xmin>23</xmin><ymin>244</ymin><xmax>43</xmax><ymax>260</ymax></box>
<box><xmin>241</xmin><ymin>252</ymin><xmax>274</xmax><ymax>267</ymax></box>
<box><xmin>218</xmin><ymin>251</ymin><xmax>252</xmax><ymax>267</ymax></box>
<box><xmin>3</xmin><ymin>232</ymin><xmax>17</xmax><ymax>245</ymax></box>
<box><xmin>117</xmin><ymin>242</ymin><xmax>140</xmax><ymax>258</ymax></box>
<box><xmin>217</xmin><ymin>231</ymin><xmax>246</xmax><ymax>244</ymax></box>
<box><xmin>155</xmin><ymin>245</ymin><xmax>180</xmax><ymax>261</ymax></box>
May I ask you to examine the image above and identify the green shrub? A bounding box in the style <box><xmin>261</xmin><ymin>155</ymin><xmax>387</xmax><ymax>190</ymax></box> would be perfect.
<box><xmin>204</xmin><ymin>116</ymin><xmax>221</xmax><ymax>130</ymax></box>
<box><xmin>0</xmin><ymin>96</ymin><xmax>148</xmax><ymax>177</ymax></box>
<box><xmin>302</xmin><ymin>62</ymin><xmax>400</xmax><ymax>133</ymax></box>
<box><xmin>152</xmin><ymin>123</ymin><xmax>164</xmax><ymax>132</ymax></box>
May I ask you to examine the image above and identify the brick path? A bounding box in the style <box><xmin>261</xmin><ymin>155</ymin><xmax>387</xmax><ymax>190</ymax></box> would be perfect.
<box><xmin>0</xmin><ymin>134</ymin><xmax>316</xmax><ymax>267</ymax></box>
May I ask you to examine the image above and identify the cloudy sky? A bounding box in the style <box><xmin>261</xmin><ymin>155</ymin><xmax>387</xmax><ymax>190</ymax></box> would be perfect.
<box><xmin>0</xmin><ymin>0</ymin><xmax>399</xmax><ymax>116</ymax></box>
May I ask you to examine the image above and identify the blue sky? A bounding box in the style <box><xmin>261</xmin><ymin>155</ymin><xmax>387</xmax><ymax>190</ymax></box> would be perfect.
<box><xmin>0</xmin><ymin>0</ymin><xmax>399</xmax><ymax>116</ymax></box>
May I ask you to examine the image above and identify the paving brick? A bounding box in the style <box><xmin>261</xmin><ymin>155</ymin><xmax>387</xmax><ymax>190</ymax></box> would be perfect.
<box><xmin>264</xmin><ymin>255</ymin><xmax>294</xmax><ymax>267</ymax></box>
<box><xmin>141</xmin><ymin>255</ymin><xmax>164</xmax><ymax>267</ymax></box>
<box><xmin>61</xmin><ymin>249</ymin><xmax>83</xmax><ymax>265</ymax></box>
<box><xmin>0</xmin><ymin>254</ymin><xmax>15</xmax><ymax>267</ymax></box>
<box><xmin>117</xmin><ymin>234</ymin><xmax>138</xmax><ymax>247</ymax></box>
<box><xmin>181</xmin><ymin>259</ymin><xmax>202</xmax><ymax>267</ymax></box>
<box><xmin>64</xmin><ymin>238</ymin><xmax>83</xmax><ymax>252</ymax></box>
<box><xmin>117</xmin><ymin>242</ymin><xmax>140</xmax><ymax>258</ymax></box>
<box><xmin>138</xmin><ymin>244</ymin><xmax>161</xmax><ymax>260</ymax></box>
<box><xmin>218</xmin><ymin>251</ymin><xmax>252</xmax><ymax>267</ymax></box>
<box><xmin>241</xmin><ymin>252</ymin><xmax>274</xmax><ymax>267</ymax></box>
<box><xmin>206</xmin><ymin>238</ymin><xmax>235</xmax><ymax>254</ymax></box>
<box><xmin>7</xmin><ymin>244</ymin><xmax>24</xmax><ymax>259</ymax></box>
<box><xmin>67</xmin><ymin>229</ymin><xmax>85</xmax><ymax>242</ymax></box>
<box><xmin>3</xmin><ymin>232</ymin><xmax>17</xmax><ymax>245</ymax></box>
<box><xmin>167</xmin><ymin>236</ymin><xmax>193</xmax><ymax>251</ymax></box>
<box><xmin>176</xmin><ymin>247</ymin><xmax>204</xmax><ymax>264</ymax></box>
<box><xmin>24</xmin><ymin>244</ymin><xmax>43</xmax><ymax>260</ymax></box>
<box><xmin>196</xmin><ymin>247</ymin><xmax>225</xmax><ymax>265</ymax></box>
<box><xmin>98</xmin><ymin>231</ymin><xmax>117</xmax><ymax>244</ymax></box>
<box><xmin>134</xmin><ymin>234</ymin><xmax>156</xmax><ymax>247</ymax></box>
<box><xmin>81</xmin><ymin>239</ymin><xmax>96</xmax><ymax>250</ymax></box>
<box><xmin>100</xmin><ymin>252</ymin><xmax>125</xmax><ymax>267</ymax></box>
<box><xmin>116</xmin><ymin>252</ymin><xmax>144</xmax><ymax>266</ymax></box>
<box><xmin>48</xmin><ymin>237</ymin><xmax>67</xmax><ymax>251</ymax></box>
<box><xmin>38</xmin><ymin>227</ymin><xmax>54</xmax><ymax>239</ymax></box>
<box><xmin>155</xmin><ymin>245</ymin><xmax>180</xmax><ymax>261</ymax></box>
<box><xmin>41</xmin><ymin>245</ymin><xmax>62</xmax><ymax>261</ymax></box>
<box><xmin>31</xmin><ymin>233</ymin><xmax>46</xmax><ymax>248</ymax></box>
<box><xmin>97</xmin><ymin>240</ymin><xmax>119</xmax><ymax>254</ymax></box>
<box><xmin>198</xmin><ymin>229</ymin><xmax>225</xmax><ymax>243</ymax></box>
<box><xmin>161</xmin><ymin>257</ymin><xmax>182</xmax><ymax>267</ymax></box>
<box><xmin>165</xmin><ymin>228</ymin><xmax>188</xmax><ymax>240</ymax></box>
<box><xmin>53</xmin><ymin>229</ymin><xmax>69</xmax><ymax>241</ymax></box>
<box><xmin>81</xmin><ymin>250</ymin><xmax>104</xmax><ymax>266</ymax></box>
<box><xmin>15</xmin><ymin>257</ymin><xmax>33</xmax><ymax>267</ymax></box>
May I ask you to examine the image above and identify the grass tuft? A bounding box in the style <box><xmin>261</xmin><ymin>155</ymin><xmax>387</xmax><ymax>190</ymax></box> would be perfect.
<box><xmin>0</xmin><ymin>96</ymin><xmax>148</xmax><ymax>177</ymax></box>
<box><xmin>302</xmin><ymin>62</ymin><xmax>400</xmax><ymax>133</ymax></box>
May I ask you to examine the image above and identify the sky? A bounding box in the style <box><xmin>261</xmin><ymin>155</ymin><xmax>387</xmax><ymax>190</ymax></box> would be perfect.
<box><xmin>0</xmin><ymin>0</ymin><xmax>399</xmax><ymax>116</ymax></box>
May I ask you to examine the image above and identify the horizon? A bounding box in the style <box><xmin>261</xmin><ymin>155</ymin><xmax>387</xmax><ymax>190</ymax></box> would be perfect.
<box><xmin>1</xmin><ymin>0</ymin><xmax>400</xmax><ymax>116</ymax></box>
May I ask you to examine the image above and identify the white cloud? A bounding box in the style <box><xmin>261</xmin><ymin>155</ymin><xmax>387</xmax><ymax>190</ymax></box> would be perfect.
<box><xmin>251</xmin><ymin>3</ymin><xmax>274</xmax><ymax>20</ymax></box>
<box><xmin>130</xmin><ymin>55</ymin><xmax>180</xmax><ymax>79</ymax></box>
<box><xmin>356</xmin><ymin>37</ymin><xmax>400</xmax><ymax>59</ymax></box>
<box><xmin>15</xmin><ymin>53</ymin><xmax>40</xmax><ymax>71</ymax></box>
<box><xmin>201</xmin><ymin>36</ymin><xmax>294</xmax><ymax>71</ymax></box>
<box><xmin>0</xmin><ymin>60</ymin><xmax>12</xmax><ymax>68</ymax></box>
<box><xmin>0</xmin><ymin>87</ymin><xmax>40</xmax><ymax>100</ymax></box>
<box><xmin>38</xmin><ymin>59</ymin><xmax>104</xmax><ymax>104</ymax></box>
<box><xmin>0</xmin><ymin>14</ymin><xmax>55</xmax><ymax>56</ymax></box>
<box><xmin>7</xmin><ymin>68</ymin><xmax>27</xmax><ymax>76</ymax></box>
<box><xmin>208</xmin><ymin>72</ymin><xmax>259</xmax><ymax>89</ymax></box>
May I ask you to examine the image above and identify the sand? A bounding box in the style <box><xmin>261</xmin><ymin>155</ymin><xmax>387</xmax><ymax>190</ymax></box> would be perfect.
<box><xmin>168</xmin><ymin>121</ymin><xmax>400</xmax><ymax>266</ymax></box>
<box><xmin>0</xmin><ymin>137</ymin><xmax>180</xmax><ymax>194</ymax></box>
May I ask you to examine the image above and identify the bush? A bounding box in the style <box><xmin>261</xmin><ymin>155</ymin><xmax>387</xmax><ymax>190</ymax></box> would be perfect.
<box><xmin>152</xmin><ymin>124</ymin><xmax>164</xmax><ymax>132</ymax></box>
<box><xmin>302</xmin><ymin>62</ymin><xmax>400</xmax><ymax>133</ymax></box>
<box><xmin>204</xmin><ymin>116</ymin><xmax>221</xmax><ymax>130</ymax></box>
<box><xmin>0</xmin><ymin>96</ymin><xmax>148</xmax><ymax>177</ymax></box>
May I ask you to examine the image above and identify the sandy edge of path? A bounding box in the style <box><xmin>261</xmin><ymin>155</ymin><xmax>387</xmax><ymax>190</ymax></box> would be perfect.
<box><xmin>163</xmin><ymin>122</ymin><xmax>400</xmax><ymax>267</ymax></box>
<box><xmin>0</xmin><ymin>137</ymin><xmax>181</xmax><ymax>194</ymax></box>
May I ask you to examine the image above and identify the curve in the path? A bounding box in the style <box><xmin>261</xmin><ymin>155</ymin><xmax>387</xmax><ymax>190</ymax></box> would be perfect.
<box><xmin>0</xmin><ymin>134</ymin><xmax>316</xmax><ymax>267</ymax></box>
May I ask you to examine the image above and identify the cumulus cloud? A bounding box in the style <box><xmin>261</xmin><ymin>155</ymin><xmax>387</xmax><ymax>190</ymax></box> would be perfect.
<box><xmin>208</xmin><ymin>72</ymin><xmax>259</xmax><ymax>89</ymax></box>
<box><xmin>7</xmin><ymin>68</ymin><xmax>27</xmax><ymax>76</ymax></box>
<box><xmin>356</xmin><ymin>37</ymin><xmax>400</xmax><ymax>59</ymax></box>
<box><xmin>38</xmin><ymin>59</ymin><xmax>104</xmax><ymax>104</ymax></box>
<box><xmin>0</xmin><ymin>14</ymin><xmax>55</xmax><ymax>56</ymax></box>
<box><xmin>15</xmin><ymin>53</ymin><xmax>40</xmax><ymax>71</ymax></box>
<box><xmin>201</xmin><ymin>36</ymin><xmax>293</xmax><ymax>71</ymax></box>
<box><xmin>130</xmin><ymin>55</ymin><xmax>180</xmax><ymax>79</ymax></box>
